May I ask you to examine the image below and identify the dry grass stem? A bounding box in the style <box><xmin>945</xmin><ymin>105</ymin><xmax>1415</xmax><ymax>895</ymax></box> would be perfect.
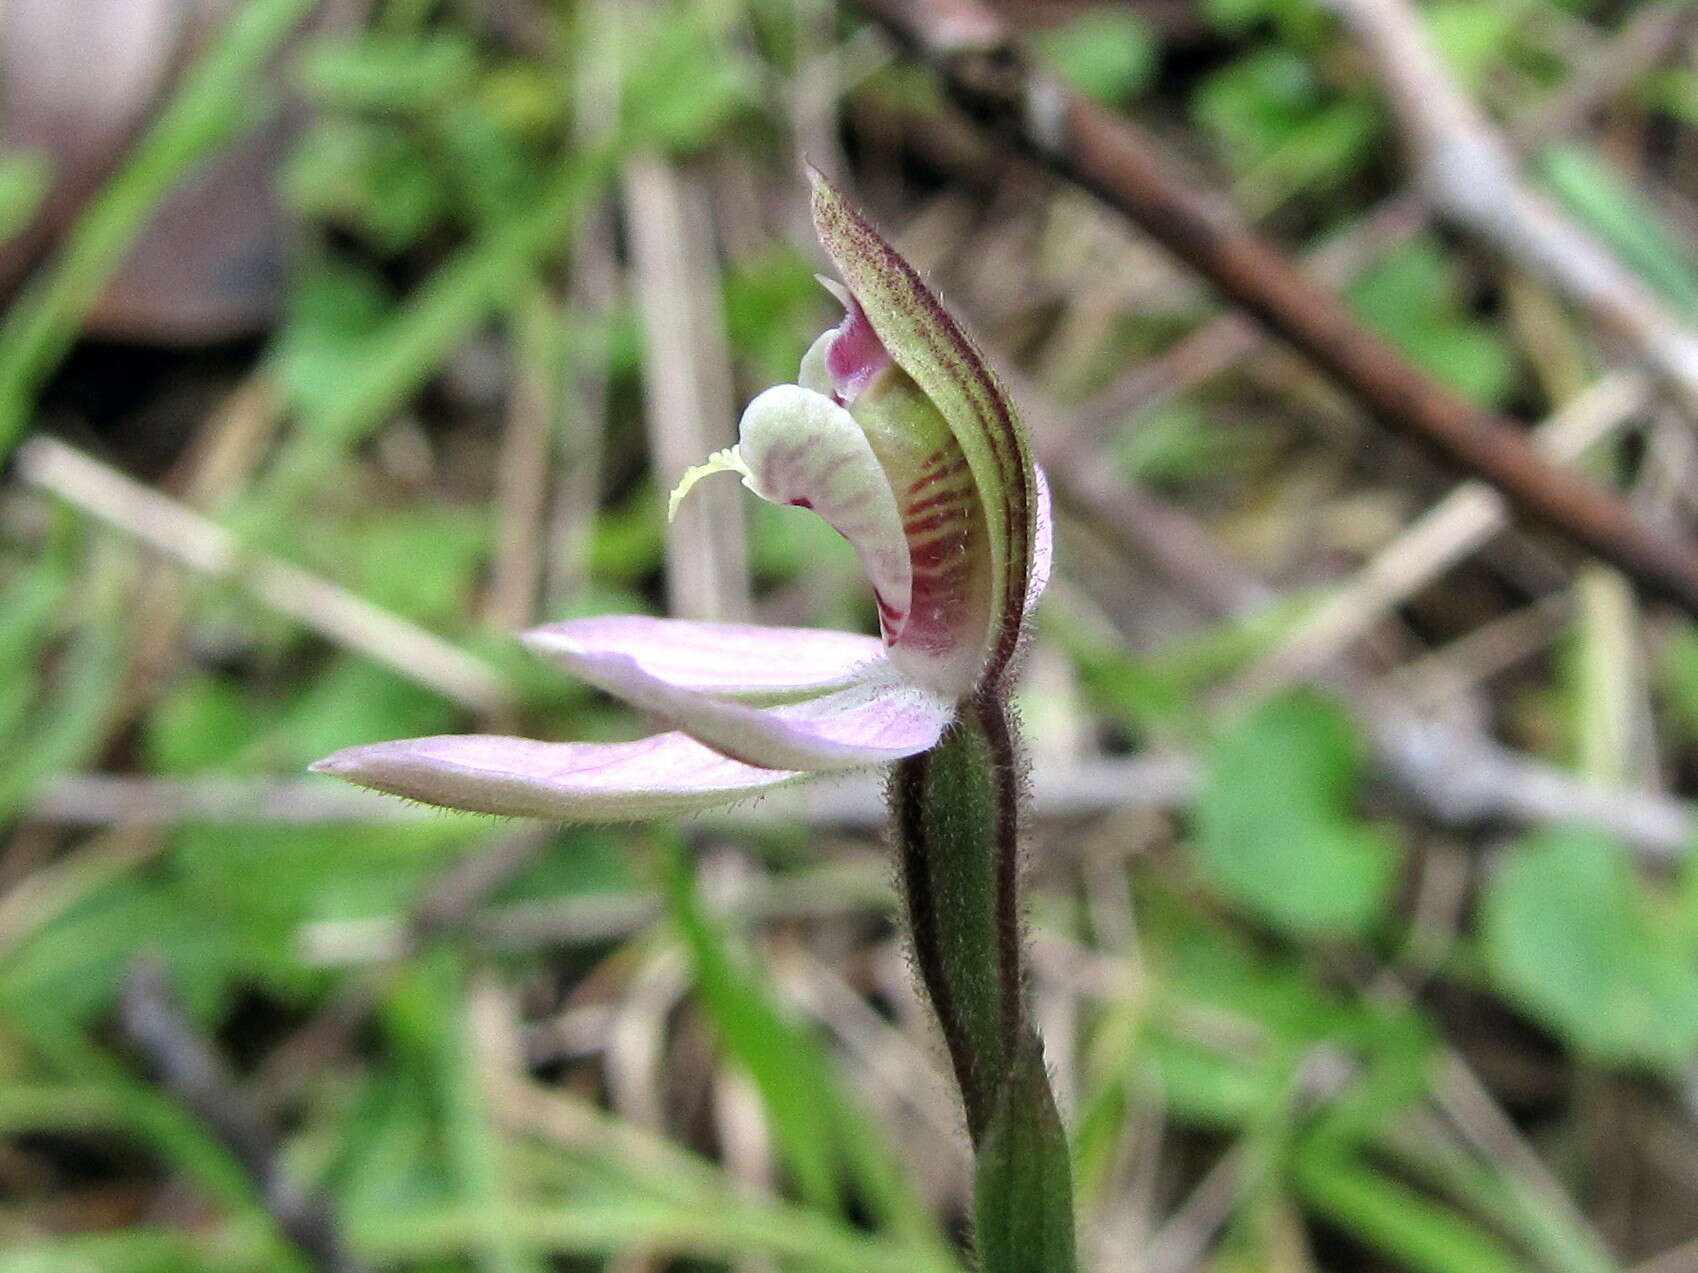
<box><xmin>17</xmin><ymin>436</ymin><xmax>515</xmax><ymax>713</ymax></box>
<box><xmin>1227</xmin><ymin>371</ymin><xmax>1649</xmax><ymax>702</ymax></box>
<box><xmin>622</xmin><ymin>155</ymin><xmax>750</xmax><ymax>621</ymax></box>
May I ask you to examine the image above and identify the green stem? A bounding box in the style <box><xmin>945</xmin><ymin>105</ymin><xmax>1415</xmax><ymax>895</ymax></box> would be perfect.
<box><xmin>891</xmin><ymin>691</ymin><xmax>1023</xmax><ymax>1141</ymax></box>
<box><xmin>890</xmin><ymin>691</ymin><xmax>1076</xmax><ymax>1271</ymax></box>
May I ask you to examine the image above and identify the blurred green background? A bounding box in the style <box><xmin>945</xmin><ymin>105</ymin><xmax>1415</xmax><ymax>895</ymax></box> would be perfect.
<box><xmin>3</xmin><ymin>0</ymin><xmax>1698</xmax><ymax>1269</ymax></box>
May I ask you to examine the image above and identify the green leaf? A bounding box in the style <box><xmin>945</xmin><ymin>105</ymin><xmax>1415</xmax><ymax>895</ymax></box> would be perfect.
<box><xmin>1195</xmin><ymin>47</ymin><xmax>1318</xmax><ymax>163</ymax></box>
<box><xmin>266</xmin><ymin>658</ymin><xmax>459</xmax><ymax>770</ymax></box>
<box><xmin>0</xmin><ymin>526</ymin><xmax>76</xmax><ymax>745</ymax></box>
<box><xmin>618</xmin><ymin>4</ymin><xmax>753</xmax><ymax>154</ymax></box>
<box><xmin>422</xmin><ymin>951</ymin><xmax>549</xmax><ymax>1273</ymax></box>
<box><xmin>1654</xmin><ymin>621</ymin><xmax>1698</xmax><ymax>746</ymax></box>
<box><xmin>1292</xmin><ymin>1140</ymin><xmax>1531</xmax><ymax>1273</ymax></box>
<box><xmin>1201</xmin><ymin>0</ymin><xmax>1272</xmax><ymax>36</ymax></box>
<box><xmin>0</xmin><ymin>576</ymin><xmax>126</xmax><ymax>821</ymax></box>
<box><xmin>144</xmin><ymin>674</ymin><xmax>270</xmax><ymax>775</ymax></box>
<box><xmin>323</xmin><ymin>506</ymin><xmax>489</xmax><ymax>627</ymax></box>
<box><xmin>974</xmin><ymin>1042</ymin><xmax>1078</xmax><ymax>1273</ymax></box>
<box><xmin>294</xmin><ymin>31</ymin><xmax>481</xmax><ymax>114</ymax></box>
<box><xmin>282</xmin><ymin>118</ymin><xmax>447</xmax><ymax>250</ymax></box>
<box><xmin>270</xmin><ymin>254</ymin><xmax>395</xmax><ymax>418</ymax></box>
<box><xmin>722</xmin><ymin>249</ymin><xmax>824</xmax><ymax>390</ymax></box>
<box><xmin>1347</xmin><ymin>239</ymin><xmax>1516</xmax><ymax>405</ymax></box>
<box><xmin>169</xmin><ymin>822</ymin><xmax>468</xmax><ymax>992</ymax></box>
<box><xmin>263</xmin><ymin>145</ymin><xmax>617</xmax><ymax>503</ymax></box>
<box><xmin>1114</xmin><ymin>401</ymin><xmax>1250</xmax><ymax>487</ymax></box>
<box><xmin>0</xmin><ymin>1230</ymin><xmax>237</xmax><ymax>1273</ymax></box>
<box><xmin>1192</xmin><ymin>690</ymin><xmax>1398</xmax><ymax>938</ymax></box>
<box><xmin>1036</xmin><ymin>8</ymin><xmax>1158</xmax><ymax>104</ymax></box>
<box><xmin>1426</xmin><ymin>0</ymin><xmax>1520</xmax><ymax>90</ymax></box>
<box><xmin>1651</xmin><ymin>67</ymin><xmax>1698</xmax><ymax>131</ymax></box>
<box><xmin>1535</xmin><ymin>143</ymin><xmax>1698</xmax><ymax>318</ymax></box>
<box><xmin>660</xmin><ymin>841</ymin><xmax>836</xmax><ymax>1208</ymax></box>
<box><xmin>1</xmin><ymin>877</ymin><xmax>229</xmax><ymax>1027</ymax></box>
<box><xmin>1481</xmin><ymin>828</ymin><xmax>1698</xmax><ymax>1071</ymax></box>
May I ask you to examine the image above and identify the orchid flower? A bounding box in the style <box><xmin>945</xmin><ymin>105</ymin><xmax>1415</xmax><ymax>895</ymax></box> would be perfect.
<box><xmin>311</xmin><ymin>174</ymin><xmax>1051</xmax><ymax>819</ymax></box>
<box><xmin>312</xmin><ymin>175</ymin><xmax>1076</xmax><ymax>1269</ymax></box>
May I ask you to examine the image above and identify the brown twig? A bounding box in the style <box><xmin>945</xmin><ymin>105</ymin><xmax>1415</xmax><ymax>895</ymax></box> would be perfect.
<box><xmin>1331</xmin><ymin>0</ymin><xmax>1698</xmax><ymax>410</ymax></box>
<box><xmin>1034</xmin><ymin>422</ymin><xmax>1698</xmax><ymax>865</ymax></box>
<box><xmin>849</xmin><ymin>0</ymin><xmax>1698</xmax><ymax>619</ymax></box>
<box><xmin>119</xmin><ymin>958</ymin><xmax>369</xmax><ymax>1273</ymax></box>
<box><xmin>1062</xmin><ymin>0</ymin><xmax>1695</xmax><ymax>439</ymax></box>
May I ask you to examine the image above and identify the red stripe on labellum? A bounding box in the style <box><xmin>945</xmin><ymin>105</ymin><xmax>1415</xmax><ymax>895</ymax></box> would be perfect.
<box><xmin>906</xmin><ymin>455</ymin><xmax>970</xmax><ymax>497</ymax></box>
<box><xmin>903</xmin><ymin>509</ymin><xmax>966</xmax><ymax>537</ymax></box>
<box><xmin>909</xmin><ymin>536</ymin><xmax>961</xmax><ymax>570</ymax></box>
<box><xmin>904</xmin><ymin>487</ymin><xmax>973</xmax><ymax>516</ymax></box>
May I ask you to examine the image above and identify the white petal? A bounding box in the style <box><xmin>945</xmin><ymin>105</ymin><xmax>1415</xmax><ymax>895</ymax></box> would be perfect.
<box><xmin>737</xmin><ymin>384</ymin><xmax>912</xmax><ymax>634</ymax></box>
<box><xmin>1026</xmin><ymin>465</ymin><xmax>1054</xmax><ymax>618</ymax></box>
<box><xmin>799</xmin><ymin>329</ymin><xmax>834</xmax><ymax>396</ymax></box>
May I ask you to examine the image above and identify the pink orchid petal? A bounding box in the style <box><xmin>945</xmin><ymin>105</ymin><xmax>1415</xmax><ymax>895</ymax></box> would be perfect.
<box><xmin>823</xmin><ymin>295</ymin><xmax>893</xmax><ymax>403</ymax></box>
<box><xmin>1027</xmin><ymin>464</ymin><xmax>1054</xmax><ymax>616</ymax></box>
<box><xmin>737</xmin><ymin>384</ymin><xmax>913</xmax><ymax>633</ymax></box>
<box><xmin>546</xmin><ymin>645</ymin><xmax>952</xmax><ymax>770</ymax></box>
<box><xmin>798</xmin><ymin>287</ymin><xmax>895</xmax><ymax>406</ymax></box>
<box><xmin>310</xmin><ymin>732</ymin><xmax>805</xmax><ymax>820</ymax></box>
<box><xmin>523</xmin><ymin>616</ymin><xmax>886</xmax><ymax>700</ymax></box>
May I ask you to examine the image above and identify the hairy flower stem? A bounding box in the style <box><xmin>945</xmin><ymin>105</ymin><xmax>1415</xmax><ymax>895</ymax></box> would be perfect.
<box><xmin>892</xmin><ymin>690</ymin><xmax>1023</xmax><ymax>1141</ymax></box>
<box><xmin>893</xmin><ymin>692</ymin><xmax>1076</xmax><ymax>1268</ymax></box>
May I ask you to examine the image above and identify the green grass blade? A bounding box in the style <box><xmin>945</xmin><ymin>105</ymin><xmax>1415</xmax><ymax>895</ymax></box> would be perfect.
<box><xmin>260</xmin><ymin>147</ymin><xmax>618</xmax><ymax>510</ymax></box>
<box><xmin>426</xmin><ymin>951</ymin><xmax>549</xmax><ymax>1273</ymax></box>
<box><xmin>656</xmin><ymin>833</ymin><xmax>947</xmax><ymax>1255</ymax></box>
<box><xmin>1292</xmin><ymin>1138</ymin><xmax>1531</xmax><ymax>1273</ymax></box>
<box><xmin>0</xmin><ymin>0</ymin><xmax>316</xmax><ymax>460</ymax></box>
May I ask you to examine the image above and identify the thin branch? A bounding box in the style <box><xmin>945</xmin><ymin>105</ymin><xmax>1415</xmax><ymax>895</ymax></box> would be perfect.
<box><xmin>848</xmin><ymin>0</ymin><xmax>1698</xmax><ymax>619</ymax></box>
<box><xmin>119</xmin><ymin>959</ymin><xmax>369</xmax><ymax>1273</ymax></box>
<box><xmin>34</xmin><ymin>725</ymin><xmax>1695</xmax><ymax>863</ymax></box>
<box><xmin>17</xmin><ymin>436</ymin><xmax>515</xmax><ymax>714</ymax></box>
<box><xmin>1066</xmin><ymin>0</ymin><xmax>1693</xmax><ymax>440</ymax></box>
<box><xmin>1512</xmin><ymin>2</ymin><xmax>1698</xmax><ymax>146</ymax></box>
<box><xmin>32</xmin><ymin>755</ymin><xmax>1200</xmax><ymax>830</ymax></box>
<box><xmin>1364</xmin><ymin>702</ymin><xmax>1692</xmax><ymax>861</ymax></box>
<box><xmin>482</xmin><ymin>288</ymin><xmax>556</xmax><ymax>631</ymax></box>
<box><xmin>1033</xmin><ymin>424</ymin><xmax>1696</xmax><ymax>866</ymax></box>
<box><xmin>1330</xmin><ymin>0</ymin><xmax>1698</xmax><ymax>409</ymax></box>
